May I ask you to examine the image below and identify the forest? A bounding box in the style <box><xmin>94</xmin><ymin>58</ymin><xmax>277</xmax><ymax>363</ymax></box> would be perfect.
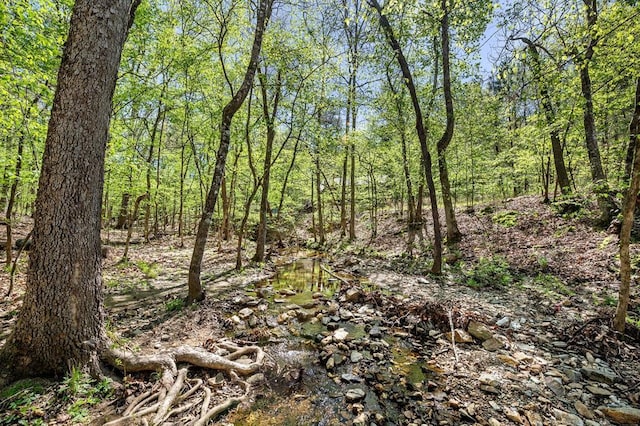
<box><xmin>1</xmin><ymin>0</ymin><xmax>640</xmax><ymax>424</ymax></box>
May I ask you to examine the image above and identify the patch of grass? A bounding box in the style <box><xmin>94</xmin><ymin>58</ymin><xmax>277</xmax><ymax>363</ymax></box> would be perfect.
<box><xmin>165</xmin><ymin>297</ymin><xmax>184</xmax><ymax>312</ymax></box>
<box><xmin>627</xmin><ymin>314</ymin><xmax>640</xmax><ymax>329</ymax></box>
<box><xmin>552</xmin><ymin>197</ymin><xmax>588</xmax><ymax>219</ymax></box>
<box><xmin>58</xmin><ymin>368</ymin><xmax>114</xmax><ymax>423</ymax></box>
<box><xmin>599</xmin><ymin>235</ymin><xmax>614</xmax><ymax>250</ymax></box>
<box><xmin>0</xmin><ymin>379</ymin><xmax>49</xmax><ymax>425</ymax></box>
<box><xmin>533</xmin><ymin>273</ymin><xmax>574</xmax><ymax>298</ymax></box>
<box><xmin>464</xmin><ymin>256</ymin><xmax>513</xmax><ymax>289</ymax></box>
<box><xmin>491</xmin><ymin>210</ymin><xmax>518</xmax><ymax>228</ymax></box>
<box><xmin>136</xmin><ymin>260</ymin><xmax>160</xmax><ymax>279</ymax></box>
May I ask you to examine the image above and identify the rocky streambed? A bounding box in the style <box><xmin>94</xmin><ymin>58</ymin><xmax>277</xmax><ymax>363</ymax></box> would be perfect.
<box><xmin>212</xmin><ymin>257</ymin><xmax>640</xmax><ymax>425</ymax></box>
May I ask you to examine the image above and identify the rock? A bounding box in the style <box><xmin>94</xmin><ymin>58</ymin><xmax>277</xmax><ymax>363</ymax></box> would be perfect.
<box><xmin>369</xmin><ymin>326</ymin><xmax>382</xmax><ymax>338</ymax></box>
<box><xmin>552</xmin><ymin>408</ymin><xmax>584</xmax><ymax>426</ymax></box>
<box><xmin>580</xmin><ymin>367</ymin><xmax>618</xmax><ymax>384</ymax></box>
<box><xmin>161</xmin><ymin>334</ymin><xmax>170</xmax><ymax>341</ymax></box>
<box><xmin>296</xmin><ymin>309</ymin><xmax>314</xmax><ymax>322</ymax></box>
<box><xmin>574</xmin><ymin>401</ymin><xmax>595</xmax><ymax>420</ymax></box>
<box><xmin>552</xmin><ymin>340</ymin><xmax>568</xmax><ymax>348</ymax></box>
<box><xmin>345</xmin><ymin>287</ymin><xmax>362</xmax><ymax>302</ymax></box>
<box><xmin>339</xmin><ymin>308</ymin><xmax>354</xmax><ymax>319</ymax></box>
<box><xmin>585</xmin><ymin>352</ymin><xmax>595</xmax><ymax>364</ymax></box>
<box><xmin>352</xmin><ymin>412</ymin><xmax>368</xmax><ymax>424</ymax></box>
<box><xmin>480</xmin><ymin>385</ymin><xmax>500</xmax><ymax>394</ymax></box>
<box><xmin>248</xmin><ymin>316</ymin><xmax>259</xmax><ymax>327</ymax></box>
<box><xmin>586</xmin><ymin>385</ymin><xmax>612</xmax><ymax>397</ymax></box>
<box><xmin>334</xmin><ymin>328</ymin><xmax>349</xmax><ymax>341</ymax></box>
<box><xmin>312</xmin><ymin>292</ymin><xmax>324</xmax><ymax>299</ymax></box>
<box><xmin>444</xmin><ymin>329</ymin><xmax>474</xmax><ymax>343</ymax></box>
<box><xmin>350</xmin><ymin>351</ymin><xmax>364</xmax><ymax>363</ymax></box>
<box><xmin>505</xmin><ymin>407</ymin><xmax>523</xmax><ymax>423</ymax></box>
<box><xmin>483</xmin><ymin>337</ymin><xmax>504</xmax><ymax>351</ymax></box>
<box><xmin>341</xmin><ymin>373</ymin><xmax>362</xmax><ymax>383</ymax></box>
<box><xmin>496</xmin><ymin>317</ymin><xmax>510</xmax><ymax>327</ymax></box>
<box><xmin>488</xmin><ymin>418</ymin><xmax>501</xmax><ymax>426</ymax></box>
<box><xmin>468</xmin><ymin>321</ymin><xmax>493</xmax><ymax>341</ymax></box>
<box><xmin>277</xmin><ymin>312</ymin><xmax>290</xmax><ymax>324</ymax></box>
<box><xmin>545</xmin><ymin>376</ymin><xmax>566</xmax><ymax>397</ymax></box>
<box><xmin>599</xmin><ymin>406</ymin><xmax>640</xmax><ymax>424</ymax></box>
<box><xmin>345</xmin><ymin>388</ymin><xmax>366</xmax><ymax>402</ymax></box>
<box><xmin>497</xmin><ymin>354</ymin><xmax>519</xmax><ymax>367</ymax></box>
<box><xmin>326</xmin><ymin>357</ymin><xmax>335</xmax><ymax>370</ymax></box>
<box><xmin>280</xmin><ymin>289</ymin><xmax>296</xmax><ymax>296</ymax></box>
<box><xmin>525</xmin><ymin>410</ymin><xmax>544</xmax><ymax>426</ymax></box>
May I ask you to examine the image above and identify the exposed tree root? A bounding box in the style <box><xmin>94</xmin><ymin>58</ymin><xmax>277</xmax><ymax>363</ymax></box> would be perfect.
<box><xmin>103</xmin><ymin>340</ymin><xmax>263</xmax><ymax>425</ymax></box>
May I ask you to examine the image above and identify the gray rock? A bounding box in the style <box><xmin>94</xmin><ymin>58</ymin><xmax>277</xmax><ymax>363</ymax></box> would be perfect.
<box><xmin>345</xmin><ymin>388</ymin><xmax>366</xmax><ymax>402</ymax></box>
<box><xmin>350</xmin><ymin>351</ymin><xmax>364</xmax><ymax>363</ymax></box>
<box><xmin>341</xmin><ymin>373</ymin><xmax>362</xmax><ymax>383</ymax></box>
<box><xmin>369</xmin><ymin>326</ymin><xmax>382</xmax><ymax>338</ymax></box>
<box><xmin>496</xmin><ymin>317</ymin><xmax>510</xmax><ymax>327</ymax></box>
<box><xmin>580</xmin><ymin>367</ymin><xmax>618</xmax><ymax>384</ymax></box>
<box><xmin>545</xmin><ymin>376</ymin><xmax>566</xmax><ymax>397</ymax></box>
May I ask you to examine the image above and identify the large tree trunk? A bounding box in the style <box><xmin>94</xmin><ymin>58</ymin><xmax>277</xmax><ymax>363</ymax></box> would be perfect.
<box><xmin>614</xmin><ymin>77</ymin><xmax>640</xmax><ymax>333</ymax></box>
<box><xmin>436</xmin><ymin>3</ymin><xmax>461</xmax><ymax>244</ymax></box>
<box><xmin>369</xmin><ymin>0</ymin><xmax>443</xmax><ymax>274</ymax></box>
<box><xmin>187</xmin><ymin>0</ymin><xmax>272</xmax><ymax>304</ymax></box>
<box><xmin>0</xmin><ymin>0</ymin><xmax>139</xmax><ymax>377</ymax></box>
<box><xmin>517</xmin><ymin>37</ymin><xmax>571</xmax><ymax>195</ymax></box>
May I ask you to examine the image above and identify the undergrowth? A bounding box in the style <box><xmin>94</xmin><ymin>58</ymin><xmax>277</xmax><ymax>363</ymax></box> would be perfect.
<box><xmin>464</xmin><ymin>256</ymin><xmax>513</xmax><ymax>289</ymax></box>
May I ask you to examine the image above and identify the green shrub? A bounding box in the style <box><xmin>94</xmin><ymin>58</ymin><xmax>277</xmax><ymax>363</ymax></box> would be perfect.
<box><xmin>464</xmin><ymin>256</ymin><xmax>513</xmax><ymax>288</ymax></box>
<box><xmin>165</xmin><ymin>298</ymin><xmax>184</xmax><ymax>312</ymax></box>
<box><xmin>491</xmin><ymin>211</ymin><xmax>518</xmax><ymax>228</ymax></box>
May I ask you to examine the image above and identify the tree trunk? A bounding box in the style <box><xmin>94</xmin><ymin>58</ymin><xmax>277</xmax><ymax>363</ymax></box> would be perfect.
<box><xmin>0</xmin><ymin>0</ymin><xmax>139</xmax><ymax>377</ymax></box>
<box><xmin>614</xmin><ymin>77</ymin><xmax>640</xmax><ymax>333</ymax></box>
<box><xmin>517</xmin><ymin>37</ymin><xmax>571</xmax><ymax>195</ymax></box>
<box><xmin>579</xmin><ymin>0</ymin><xmax>612</xmax><ymax>224</ymax></box>
<box><xmin>253</xmin><ymin>69</ymin><xmax>281</xmax><ymax>262</ymax></box>
<box><xmin>369</xmin><ymin>0</ymin><xmax>442</xmax><ymax>274</ymax></box>
<box><xmin>436</xmin><ymin>1</ymin><xmax>461</xmax><ymax>244</ymax></box>
<box><xmin>187</xmin><ymin>0</ymin><xmax>272</xmax><ymax>304</ymax></box>
<box><xmin>123</xmin><ymin>192</ymin><xmax>148</xmax><ymax>260</ymax></box>
<box><xmin>116</xmin><ymin>192</ymin><xmax>130</xmax><ymax>229</ymax></box>
<box><xmin>315</xmin><ymin>152</ymin><xmax>325</xmax><ymax>245</ymax></box>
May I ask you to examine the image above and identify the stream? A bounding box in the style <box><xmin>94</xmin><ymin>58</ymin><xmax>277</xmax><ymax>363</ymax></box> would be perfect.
<box><xmin>226</xmin><ymin>257</ymin><xmax>443</xmax><ymax>425</ymax></box>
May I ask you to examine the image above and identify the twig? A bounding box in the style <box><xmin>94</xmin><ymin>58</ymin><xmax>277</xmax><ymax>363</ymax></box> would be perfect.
<box><xmin>320</xmin><ymin>265</ymin><xmax>351</xmax><ymax>286</ymax></box>
<box><xmin>448</xmin><ymin>309</ymin><xmax>459</xmax><ymax>364</ymax></box>
<box><xmin>5</xmin><ymin>230</ymin><xmax>32</xmax><ymax>298</ymax></box>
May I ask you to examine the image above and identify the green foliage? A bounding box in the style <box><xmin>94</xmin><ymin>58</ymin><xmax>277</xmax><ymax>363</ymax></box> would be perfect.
<box><xmin>136</xmin><ymin>260</ymin><xmax>160</xmax><ymax>279</ymax></box>
<box><xmin>552</xmin><ymin>197</ymin><xmax>588</xmax><ymax>219</ymax></box>
<box><xmin>58</xmin><ymin>369</ymin><xmax>113</xmax><ymax>422</ymax></box>
<box><xmin>464</xmin><ymin>256</ymin><xmax>513</xmax><ymax>289</ymax></box>
<box><xmin>491</xmin><ymin>210</ymin><xmax>518</xmax><ymax>227</ymax></box>
<box><xmin>165</xmin><ymin>297</ymin><xmax>184</xmax><ymax>312</ymax></box>
<box><xmin>533</xmin><ymin>273</ymin><xmax>574</xmax><ymax>297</ymax></box>
<box><xmin>0</xmin><ymin>379</ymin><xmax>48</xmax><ymax>425</ymax></box>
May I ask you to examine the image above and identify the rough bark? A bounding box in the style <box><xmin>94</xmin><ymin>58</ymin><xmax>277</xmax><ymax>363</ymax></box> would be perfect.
<box><xmin>436</xmin><ymin>3</ymin><xmax>461</xmax><ymax>244</ymax></box>
<box><xmin>0</xmin><ymin>0</ymin><xmax>139</xmax><ymax>377</ymax></box>
<box><xmin>615</xmin><ymin>77</ymin><xmax>640</xmax><ymax>333</ymax></box>
<box><xmin>369</xmin><ymin>0</ymin><xmax>442</xmax><ymax>273</ymax></box>
<box><xmin>516</xmin><ymin>37</ymin><xmax>571</xmax><ymax>195</ymax></box>
<box><xmin>187</xmin><ymin>0</ymin><xmax>273</xmax><ymax>304</ymax></box>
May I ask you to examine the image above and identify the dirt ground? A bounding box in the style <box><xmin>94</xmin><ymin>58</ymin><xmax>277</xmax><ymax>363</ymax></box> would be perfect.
<box><xmin>1</xmin><ymin>195</ymin><xmax>639</xmax><ymax>425</ymax></box>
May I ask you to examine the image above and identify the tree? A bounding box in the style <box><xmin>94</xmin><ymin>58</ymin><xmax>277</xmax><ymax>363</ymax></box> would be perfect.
<box><xmin>187</xmin><ymin>0</ymin><xmax>273</xmax><ymax>304</ymax></box>
<box><xmin>1</xmin><ymin>0</ymin><xmax>140</xmax><ymax>376</ymax></box>
<box><xmin>369</xmin><ymin>0</ymin><xmax>443</xmax><ymax>274</ymax></box>
<box><xmin>436</xmin><ymin>0</ymin><xmax>461</xmax><ymax>244</ymax></box>
<box><xmin>615</xmin><ymin>77</ymin><xmax>640</xmax><ymax>333</ymax></box>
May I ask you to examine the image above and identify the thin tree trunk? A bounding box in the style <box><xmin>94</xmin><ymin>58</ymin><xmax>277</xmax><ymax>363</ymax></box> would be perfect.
<box><xmin>614</xmin><ymin>77</ymin><xmax>640</xmax><ymax>332</ymax></box>
<box><xmin>517</xmin><ymin>37</ymin><xmax>571</xmax><ymax>195</ymax></box>
<box><xmin>369</xmin><ymin>0</ymin><xmax>442</xmax><ymax>273</ymax></box>
<box><xmin>187</xmin><ymin>0</ymin><xmax>273</xmax><ymax>304</ymax></box>
<box><xmin>123</xmin><ymin>193</ymin><xmax>148</xmax><ymax>260</ymax></box>
<box><xmin>436</xmin><ymin>1</ymin><xmax>461</xmax><ymax>244</ymax></box>
<box><xmin>254</xmin><ymin>69</ymin><xmax>281</xmax><ymax>262</ymax></box>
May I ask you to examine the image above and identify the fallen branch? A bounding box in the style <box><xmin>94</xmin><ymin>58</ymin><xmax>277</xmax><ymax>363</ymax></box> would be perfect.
<box><xmin>320</xmin><ymin>265</ymin><xmax>351</xmax><ymax>286</ymax></box>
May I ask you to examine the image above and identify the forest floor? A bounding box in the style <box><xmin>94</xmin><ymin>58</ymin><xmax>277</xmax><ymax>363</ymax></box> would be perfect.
<box><xmin>1</xmin><ymin>195</ymin><xmax>640</xmax><ymax>425</ymax></box>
